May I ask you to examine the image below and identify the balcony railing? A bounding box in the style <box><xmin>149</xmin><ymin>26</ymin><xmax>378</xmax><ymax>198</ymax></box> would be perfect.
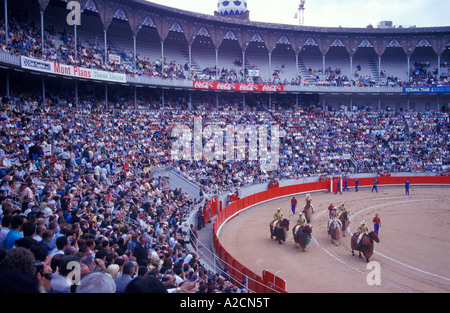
<box><xmin>0</xmin><ymin>51</ymin><xmax>412</xmax><ymax>95</ymax></box>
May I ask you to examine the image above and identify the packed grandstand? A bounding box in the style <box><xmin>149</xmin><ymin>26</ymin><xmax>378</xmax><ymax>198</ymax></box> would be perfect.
<box><xmin>0</xmin><ymin>0</ymin><xmax>448</xmax><ymax>294</ymax></box>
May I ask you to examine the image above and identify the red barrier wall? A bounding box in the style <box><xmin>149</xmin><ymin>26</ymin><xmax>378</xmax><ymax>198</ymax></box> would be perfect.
<box><xmin>212</xmin><ymin>176</ymin><xmax>450</xmax><ymax>293</ymax></box>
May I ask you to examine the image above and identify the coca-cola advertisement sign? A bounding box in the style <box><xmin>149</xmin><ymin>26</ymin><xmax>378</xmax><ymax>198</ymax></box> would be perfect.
<box><xmin>193</xmin><ymin>81</ymin><xmax>214</xmax><ymax>89</ymax></box>
<box><xmin>216</xmin><ymin>83</ymin><xmax>236</xmax><ymax>91</ymax></box>
<box><xmin>238</xmin><ymin>84</ymin><xmax>259</xmax><ymax>92</ymax></box>
<box><xmin>261</xmin><ymin>84</ymin><xmax>283</xmax><ymax>92</ymax></box>
<box><xmin>193</xmin><ymin>81</ymin><xmax>284</xmax><ymax>93</ymax></box>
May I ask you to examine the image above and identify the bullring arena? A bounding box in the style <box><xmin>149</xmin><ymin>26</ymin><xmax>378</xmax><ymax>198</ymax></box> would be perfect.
<box><xmin>218</xmin><ymin>185</ymin><xmax>450</xmax><ymax>293</ymax></box>
<box><xmin>1</xmin><ymin>0</ymin><xmax>450</xmax><ymax>298</ymax></box>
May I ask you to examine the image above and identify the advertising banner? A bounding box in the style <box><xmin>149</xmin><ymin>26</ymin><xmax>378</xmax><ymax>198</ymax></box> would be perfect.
<box><xmin>248</xmin><ymin>69</ymin><xmax>260</xmax><ymax>77</ymax></box>
<box><xmin>193</xmin><ymin>81</ymin><xmax>284</xmax><ymax>93</ymax></box>
<box><xmin>21</xmin><ymin>56</ymin><xmax>127</xmax><ymax>83</ymax></box>
<box><xmin>109</xmin><ymin>54</ymin><xmax>121</xmax><ymax>64</ymax></box>
<box><xmin>403</xmin><ymin>86</ymin><xmax>450</xmax><ymax>93</ymax></box>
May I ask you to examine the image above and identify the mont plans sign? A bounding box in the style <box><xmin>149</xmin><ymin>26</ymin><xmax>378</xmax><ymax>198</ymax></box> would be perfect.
<box><xmin>193</xmin><ymin>81</ymin><xmax>284</xmax><ymax>93</ymax></box>
<box><xmin>21</xmin><ymin>56</ymin><xmax>127</xmax><ymax>83</ymax></box>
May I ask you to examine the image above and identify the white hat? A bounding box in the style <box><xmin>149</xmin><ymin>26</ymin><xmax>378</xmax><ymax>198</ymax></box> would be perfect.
<box><xmin>361</xmin><ymin>220</ymin><xmax>367</xmax><ymax>225</ymax></box>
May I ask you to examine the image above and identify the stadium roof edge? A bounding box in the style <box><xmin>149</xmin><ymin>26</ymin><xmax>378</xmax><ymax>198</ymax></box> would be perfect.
<box><xmin>131</xmin><ymin>0</ymin><xmax>450</xmax><ymax>34</ymax></box>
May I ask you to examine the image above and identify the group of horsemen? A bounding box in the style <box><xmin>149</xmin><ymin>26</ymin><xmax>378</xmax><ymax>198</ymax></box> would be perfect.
<box><xmin>272</xmin><ymin>194</ymin><xmax>370</xmax><ymax>244</ymax></box>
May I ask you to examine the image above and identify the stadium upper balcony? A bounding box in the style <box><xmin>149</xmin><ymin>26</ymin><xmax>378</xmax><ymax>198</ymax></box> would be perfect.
<box><xmin>1</xmin><ymin>0</ymin><xmax>449</xmax><ymax>93</ymax></box>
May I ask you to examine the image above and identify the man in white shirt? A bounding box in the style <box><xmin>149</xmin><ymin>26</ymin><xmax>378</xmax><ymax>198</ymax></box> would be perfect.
<box><xmin>42</xmin><ymin>200</ymin><xmax>56</xmax><ymax>226</ymax></box>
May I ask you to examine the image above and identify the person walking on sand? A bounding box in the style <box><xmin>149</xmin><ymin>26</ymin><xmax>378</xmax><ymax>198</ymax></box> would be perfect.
<box><xmin>373</xmin><ymin>214</ymin><xmax>381</xmax><ymax>235</ymax></box>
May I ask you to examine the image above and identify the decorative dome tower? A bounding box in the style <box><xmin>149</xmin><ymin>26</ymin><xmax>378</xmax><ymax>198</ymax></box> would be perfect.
<box><xmin>215</xmin><ymin>0</ymin><xmax>250</xmax><ymax>20</ymax></box>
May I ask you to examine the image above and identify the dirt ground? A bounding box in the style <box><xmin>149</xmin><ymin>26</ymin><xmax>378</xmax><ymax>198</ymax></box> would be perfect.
<box><xmin>218</xmin><ymin>186</ymin><xmax>450</xmax><ymax>293</ymax></box>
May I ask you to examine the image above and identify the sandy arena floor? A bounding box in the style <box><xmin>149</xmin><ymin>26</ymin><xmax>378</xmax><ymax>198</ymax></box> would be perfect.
<box><xmin>218</xmin><ymin>186</ymin><xmax>450</xmax><ymax>293</ymax></box>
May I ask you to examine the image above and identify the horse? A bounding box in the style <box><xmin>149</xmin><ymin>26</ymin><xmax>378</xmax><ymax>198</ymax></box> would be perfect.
<box><xmin>292</xmin><ymin>224</ymin><xmax>313</xmax><ymax>251</ymax></box>
<box><xmin>303</xmin><ymin>202</ymin><xmax>314</xmax><ymax>223</ymax></box>
<box><xmin>339</xmin><ymin>211</ymin><xmax>350</xmax><ymax>237</ymax></box>
<box><xmin>270</xmin><ymin>218</ymin><xmax>290</xmax><ymax>244</ymax></box>
<box><xmin>351</xmin><ymin>231</ymin><xmax>380</xmax><ymax>263</ymax></box>
<box><xmin>327</xmin><ymin>218</ymin><xmax>343</xmax><ymax>246</ymax></box>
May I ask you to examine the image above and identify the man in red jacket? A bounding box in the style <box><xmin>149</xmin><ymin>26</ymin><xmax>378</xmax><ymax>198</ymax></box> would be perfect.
<box><xmin>291</xmin><ymin>197</ymin><xmax>297</xmax><ymax>215</ymax></box>
<box><xmin>373</xmin><ymin>214</ymin><xmax>381</xmax><ymax>235</ymax></box>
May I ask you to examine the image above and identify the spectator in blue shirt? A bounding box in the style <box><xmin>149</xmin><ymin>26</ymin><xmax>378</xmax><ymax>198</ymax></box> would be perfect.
<box><xmin>5</xmin><ymin>215</ymin><xmax>25</xmax><ymax>250</ymax></box>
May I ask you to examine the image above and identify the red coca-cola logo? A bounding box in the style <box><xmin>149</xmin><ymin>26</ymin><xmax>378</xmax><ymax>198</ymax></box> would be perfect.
<box><xmin>194</xmin><ymin>81</ymin><xmax>213</xmax><ymax>89</ymax></box>
<box><xmin>262</xmin><ymin>85</ymin><xmax>279</xmax><ymax>92</ymax></box>
<box><xmin>194</xmin><ymin>81</ymin><xmax>283</xmax><ymax>93</ymax></box>
<box><xmin>216</xmin><ymin>83</ymin><xmax>235</xmax><ymax>90</ymax></box>
<box><xmin>238</xmin><ymin>84</ymin><xmax>258</xmax><ymax>91</ymax></box>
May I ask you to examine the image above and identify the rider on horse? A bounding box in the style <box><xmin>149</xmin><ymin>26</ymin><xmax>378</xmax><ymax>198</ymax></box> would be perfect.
<box><xmin>356</xmin><ymin>220</ymin><xmax>369</xmax><ymax>246</ymax></box>
<box><xmin>273</xmin><ymin>208</ymin><xmax>284</xmax><ymax>228</ymax></box>
<box><xmin>328</xmin><ymin>202</ymin><xmax>334</xmax><ymax>218</ymax></box>
<box><xmin>337</xmin><ymin>202</ymin><xmax>347</xmax><ymax>218</ymax></box>
<box><xmin>297</xmin><ymin>212</ymin><xmax>307</xmax><ymax>226</ymax></box>
<box><xmin>293</xmin><ymin>212</ymin><xmax>307</xmax><ymax>234</ymax></box>
<box><xmin>305</xmin><ymin>194</ymin><xmax>313</xmax><ymax>207</ymax></box>
<box><xmin>327</xmin><ymin>208</ymin><xmax>342</xmax><ymax>232</ymax></box>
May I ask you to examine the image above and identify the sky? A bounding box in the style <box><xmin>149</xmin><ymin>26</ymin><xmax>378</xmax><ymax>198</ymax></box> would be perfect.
<box><xmin>145</xmin><ymin>0</ymin><xmax>450</xmax><ymax>28</ymax></box>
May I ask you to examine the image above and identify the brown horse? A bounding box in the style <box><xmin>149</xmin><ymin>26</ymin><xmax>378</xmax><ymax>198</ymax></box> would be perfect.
<box><xmin>303</xmin><ymin>202</ymin><xmax>314</xmax><ymax>223</ymax></box>
<box><xmin>292</xmin><ymin>224</ymin><xmax>313</xmax><ymax>251</ymax></box>
<box><xmin>270</xmin><ymin>219</ymin><xmax>290</xmax><ymax>244</ymax></box>
<box><xmin>327</xmin><ymin>218</ymin><xmax>343</xmax><ymax>246</ymax></box>
<box><xmin>351</xmin><ymin>232</ymin><xmax>380</xmax><ymax>263</ymax></box>
<box><xmin>339</xmin><ymin>211</ymin><xmax>350</xmax><ymax>237</ymax></box>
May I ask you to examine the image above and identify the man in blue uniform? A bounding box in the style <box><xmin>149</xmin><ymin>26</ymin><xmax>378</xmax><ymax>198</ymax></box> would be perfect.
<box><xmin>405</xmin><ymin>179</ymin><xmax>410</xmax><ymax>195</ymax></box>
<box><xmin>335</xmin><ymin>179</ymin><xmax>342</xmax><ymax>195</ymax></box>
<box><xmin>372</xmin><ymin>178</ymin><xmax>379</xmax><ymax>193</ymax></box>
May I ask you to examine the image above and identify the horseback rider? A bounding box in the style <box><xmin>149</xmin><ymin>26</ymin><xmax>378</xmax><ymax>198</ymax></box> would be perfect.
<box><xmin>305</xmin><ymin>193</ymin><xmax>315</xmax><ymax>212</ymax></box>
<box><xmin>327</xmin><ymin>202</ymin><xmax>334</xmax><ymax>218</ymax></box>
<box><xmin>327</xmin><ymin>208</ymin><xmax>342</xmax><ymax>232</ymax></box>
<box><xmin>297</xmin><ymin>212</ymin><xmax>307</xmax><ymax>226</ymax></box>
<box><xmin>273</xmin><ymin>208</ymin><xmax>284</xmax><ymax>228</ymax></box>
<box><xmin>337</xmin><ymin>202</ymin><xmax>347</xmax><ymax>218</ymax></box>
<box><xmin>356</xmin><ymin>220</ymin><xmax>369</xmax><ymax>246</ymax></box>
<box><xmin>293</xmin><ymin>212</ymin><xmax>307</xmax><ymax>235</ymax></box>
<box><xmin>305</xmin><ymin>193</ymin><xmax>312</xmax><ymax>205</ymax></box>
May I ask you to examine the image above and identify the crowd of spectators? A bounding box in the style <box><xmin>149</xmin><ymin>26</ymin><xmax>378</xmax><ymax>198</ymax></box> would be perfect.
<box><xmin>0</xmin><ymin>16</ymin><xmax>188</xmax><ymax>81</ymax></box>
<box><xmin>0</xmin><ymin>104</ymin><xmax>254</xmax><ymax>293</ymax></box>
<box><xmin>171</xmin><ymin>107</ymin><xmax>448</xmax><ymax>195</ymax></box>
<box><xmin>1</xmin><ymin>15</ymin><xmax>449</xmax><ymax>88</ymax></box>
